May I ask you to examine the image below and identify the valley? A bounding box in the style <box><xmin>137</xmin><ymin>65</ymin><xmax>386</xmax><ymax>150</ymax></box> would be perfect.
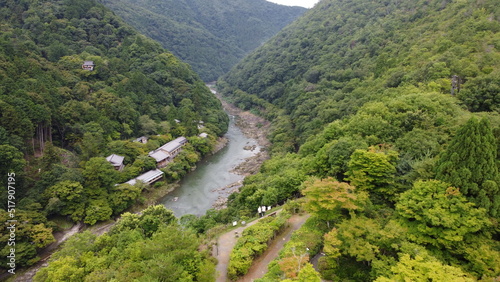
<box><xmin>1</xmin><ymin>0</ymin><xmax>500</xmax><ymax>281</ymax></box>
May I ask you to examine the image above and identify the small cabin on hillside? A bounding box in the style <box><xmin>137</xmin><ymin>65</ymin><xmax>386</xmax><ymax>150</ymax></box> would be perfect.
<box><xmin>106</xmin><ymin>154</ymin><xmax>125</xmax><ymax>171</ymax></box>
<box><xmin>82</xmin><ymin>61</ymin><xmax>95</xmax><ymax>71</ymax></box>
<box><xmin>133</xmin><ymin>136</ymin><xmax>148</xmax><ymax>144</ymax></box>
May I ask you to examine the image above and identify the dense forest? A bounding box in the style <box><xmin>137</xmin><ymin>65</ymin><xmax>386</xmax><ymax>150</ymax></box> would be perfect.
<box><xmin>214</xmin><ymin>0</ymin><xmax>500</xmax><ymax>280</ymax></box>
<box><xmin>0</xmin><ymin>0</ymin><xmax>227</xmax><ymax>271</ymax></box>
<box><xmin>100</xmin><ymin>0</ymin><xmax>306</xmax><ymax>81</ymax></box>
<box><xmin>4</xmin><ymin>0</ymin><xmax>500</xmax><ymax>280</ymax></box>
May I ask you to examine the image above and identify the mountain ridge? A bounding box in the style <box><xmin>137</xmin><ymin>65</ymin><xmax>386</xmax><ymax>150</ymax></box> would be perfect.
<box><xmin>100</xmin><ymin>0</ymin><xmax>307</xmax><ymax>81</ymax></box>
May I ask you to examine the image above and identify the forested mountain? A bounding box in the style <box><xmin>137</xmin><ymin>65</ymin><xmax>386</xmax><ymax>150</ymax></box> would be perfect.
<box><xmin>0</xmin><ymin>0</ymin><xmax>227</xmax><ymax>270</ymax></box>
<box><xmin>214</xmin><ymin>0</ymin><xmax>500</xmax><ymax>280</ymax></box>
<box><xmin>100</xmin><ymin>0</ymin><xmax>306</xmax><ymax>81</ymax></box>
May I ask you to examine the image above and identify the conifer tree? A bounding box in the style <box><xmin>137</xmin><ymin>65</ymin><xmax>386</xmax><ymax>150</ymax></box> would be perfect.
<box><xmin>436</xmin><ymin>117</ymin><xmax>500</xmax><ymax>217</ymax></box>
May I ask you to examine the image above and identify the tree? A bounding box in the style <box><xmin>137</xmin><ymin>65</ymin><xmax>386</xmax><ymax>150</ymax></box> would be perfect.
<box><xmin>375</xmin><ymin>253</ymin><xmax>473</xmax><ymax>282</ymax></box>
<box><xmin>302</xmin><ymin>177</ymin><xmax>367</xmax><ymax>227</ymax></box>
<box><xmin>436</xmin><ymin>117</ymin><xmax>500</xmax><ymax>216</ymax></box>
<box><xmin>84</xmin><ymin>199</ymin><xmax>113</xmax><ymax>225</ymax></box>
<box><xmin>44</xmin><ymin>180</ymin><xmax>85</xmax><ymax>221</ymax></box>
<box><xmin>458</xmin><ymin>72</ymin><xmax>500</xmax><ymax>112</ymax></box>
<box><xmin>40</xmin><ymin>142</ymin><xmax>60</xmax><ymax>171</ymax></box>
<box><xmin>112</xmin><ymin>205</ymin><xmax>177</xmax><ymax>237</ymax></box>
<box><xmin>345</xmin><ymin>146</ymin><xmax>398</xmax><ymax>201</ymax></box>
<box><xmin>109</xmin><ymin>183</ymin><xmax>141</xmax><ymax>214</ymax></box>
<box><xmin>396</xmin><ymin>180</ymin><xmax>490</xmax><ymax>249</ymax></box>
<box><xmin>83</xmin><ymin>157</ymin><xmax>118</xmax><ymax>198</ymax></box>
<box><xmin>297</xmin><ymin>263</ymin><xmax>321</xmax><ymax>282</ymax></box>
<box><xmin>278</xmin><ymin>245</ymin><xmax>310</xmax><ymax>279</ymax></box>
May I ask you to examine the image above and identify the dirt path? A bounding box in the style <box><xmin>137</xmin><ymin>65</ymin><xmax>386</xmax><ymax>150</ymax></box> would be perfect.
<box><xmin>214</xmin><ymin>212</ymin><xmax>309</xmax><ymax>282</ymax></box>
<box><xmin>214</xmin><ymin>211</ymin><xmax>281</xmax><ymax>282</ymax></box>
<box><xmin>238</xmin><ymin>214</ymin><xmax>310</xmax><ymax>282</ymax></box>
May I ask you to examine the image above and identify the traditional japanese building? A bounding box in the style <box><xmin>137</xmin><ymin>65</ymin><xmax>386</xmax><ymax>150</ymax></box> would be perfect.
<box><xmin>106</xmin><ymin>154</ymin><xmax>125</xmax><ymax>171</ymax></box>
<box><xmin>82</xmin><ymin>61</ymin><xmax>95</xmax><ymax>71</ymax></box>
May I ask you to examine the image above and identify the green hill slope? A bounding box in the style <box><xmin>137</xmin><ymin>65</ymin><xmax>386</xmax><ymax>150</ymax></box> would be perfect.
<box><xmin>0</xmin><ymin>0</ymin><xmax>227</xmax><ymax>269</ymax></box>
<box><xmin>101</xmin><ymin>0</ymin><xmax>306</xmax><ymax>81</ymax></box>
<box><xmin>220</xmin><ymin>0</ymin><xmax>500</xmax><ymax>145</ymax></box>
<box><xmin>215</xmin><ymin>0</ymin><xmax>500</xmax><ymax>280</ymax></box>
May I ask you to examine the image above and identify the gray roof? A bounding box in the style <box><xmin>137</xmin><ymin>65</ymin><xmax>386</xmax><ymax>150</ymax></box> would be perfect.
<box><xmin>159</xmin><ymin>137</ymin><xmax>187</xmax><ymax>153</ymax></box>
<box><xmin>126</xmin><ymin>169</ymin><xmax>164</xmax><ymax>185</ymax></box>
<box><xmin>148</xmin><ymin>150</ymin><xmax>170</xmax><ymax>162</ymax></box>
<box><xmin>106</xmin><ymin>154</ymin><xmax>124</xmax><ymax>166</ymax></box>
<box><xmin>175</xmin><ymin>136</ymin><xmax>188</xmax><ymax>143</ymax></box>
<box><xmin>134</xmin><ymin>136</ymin><xmax>148</xmax><ymax>142</ymax></box>
<box><xmin>83</xmin><ymin>61</ymin><xmax>94</xmax><ymax>65</ymax></box>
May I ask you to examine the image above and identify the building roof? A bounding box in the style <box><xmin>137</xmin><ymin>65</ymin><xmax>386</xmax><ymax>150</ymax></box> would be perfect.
<box><xmin>159</xmin><ymin>137</ymin><xmax>187</xmax><ymax>153</ymax></box>
<box><xmin>83</xmin><ymin>61</ymin><xmax>94</xmax><ymax>65</ymax></box>
<box><xmin>148</xmin><ymin>149</ymin><xmax>170</xmax><ymax>162</ymax></box>
<box><xmin>126</xmin><ymin>169</ymin><xmax>164</xmax><ymax>185</ymax></box>
<box><xmin>173</xmin><ymin>136</ymin><xmax>188</xmax><ymax>144</ymax></box>
<box><xmin>106</xmin><ymin>154</ymin><xmax>124</xmax><ymax>166</ymax></box>
<box><xmin>133</xmin><ymin>136</ymin><xmax>148</xmax><ymax>143</ymax></box>
<box><xmin>199</xmin><ymin>133</ymin><xmax>208</xmax><ymax>138</ymax></box>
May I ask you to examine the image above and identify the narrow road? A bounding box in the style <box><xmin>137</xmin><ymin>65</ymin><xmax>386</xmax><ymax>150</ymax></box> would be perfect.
<box><xmin>214</xmin><ymin>212</ymin><xmax>309</xmax><ymax>282</ymax></box>
<box><xmin>238</xmin><ymin>214</ymin><xmax>310</xmax><ymax>282</ymax></box>
<box><xmin>12</xmin><ymin>222</ymin><xmax>83</xmax><ymax>282</ymax></box>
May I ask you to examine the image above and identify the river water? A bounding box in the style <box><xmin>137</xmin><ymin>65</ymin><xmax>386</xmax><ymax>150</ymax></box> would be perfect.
<box><xmin>161</xmin><ymin>115</ymin><xmax>260</xmax><ymax>217</ymax></box>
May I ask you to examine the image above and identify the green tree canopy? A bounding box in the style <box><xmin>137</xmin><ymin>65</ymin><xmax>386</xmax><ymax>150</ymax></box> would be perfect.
<box><xmin>396</xmin><ymin>180</ymin><xmax>490</xmax><ymax>249</ymax></box>
<box><xmin>436</xmin><ymin>117</ymin><xmax>500</xmax><ymax>216</ymax></box>
<box><xmin>345</xmin><ymin>146</ymin><xmax>399</xmax><ymax>201</ymax></box>
<box><xmin>302</xmin><ymin>177</ymin><xmax>367</xmax><ymax>227</ymax></box>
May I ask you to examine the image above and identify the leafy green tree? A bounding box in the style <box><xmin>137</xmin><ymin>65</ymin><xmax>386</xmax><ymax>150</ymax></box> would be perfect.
<box><xmin>84</xmin><ymin>199</ymin><xmax>113</xmax><ymax>225</ymax></box>
<box><xmin>297</xmin><ymin>263</ymin><xmax>321</xmax><ymax>282</ymax></box>
<box><xmin>458</xmin><ymin>71</ymin><xmax>500</xmax><ymax>112</ymax></box>
<box><xmin>40</xmin><ymin>142</ymin><xmax>60</xmax><ymax>171</ymax></box>
<box><xmin>396</xmin><ymin>180</ymin><xmax>490</xmax><ymax>249</ymax></box>
<box><xmin>345</xmin><ymin>146</ymin><xmax>398</xmax><ymax>201</ymax></box>
<box><xmin>83</xmin><ymin>157</ymin><xmax>118</xmax><ymax>198</ymax></box>
<box><xmin>436</xmin><ymin>117</ymin><xmax>500</xmax><ymax>216</ymax></box>
<box><xmin>375</xmin><ymin>253</ymin><xmax>473</xmax><ymax>282</ymax></box>
<box><xmin>109</xmin><ymin>183</ymin><xmax>141</xmax><ymax>214</ymax></box>
<box><xmin>302</xmin><ymin>177</ymin><xmax>367</xmax><ymax>227</ymax></box>
<box><xmin>0</xmin><ymin>144</ymin><xmax>26</xmax><ymax>208</ymax></box>
<box><xmin>44</xmin><ymin>180</ymin><xmax>85</xmax><ymax>221</ymax></box>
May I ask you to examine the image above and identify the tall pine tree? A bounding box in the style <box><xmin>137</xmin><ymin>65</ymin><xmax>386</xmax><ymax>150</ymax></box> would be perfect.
<box><xmin>436</xmin><ymin>117</ymin><xmax>500</xmax><ymax>217</ymax></box>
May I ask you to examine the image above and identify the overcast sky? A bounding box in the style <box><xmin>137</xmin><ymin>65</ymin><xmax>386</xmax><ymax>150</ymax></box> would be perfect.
<box><xmin>266</xmin><ymin>0</ymin><xmax>320</xmax><ymax>8</ymax></box>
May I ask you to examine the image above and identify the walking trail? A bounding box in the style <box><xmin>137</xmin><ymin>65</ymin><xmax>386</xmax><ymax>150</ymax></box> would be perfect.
<box><xmin>215</xmin><ymin>213</ymin><xmax>310</xmax><ymax>282</ymax></box>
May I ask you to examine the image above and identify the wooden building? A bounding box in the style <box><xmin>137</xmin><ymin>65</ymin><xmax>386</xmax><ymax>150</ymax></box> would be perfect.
<box><xmin>82</xmin><ymin>61</ymin><xmax>95</xmax><ymax>71</ymax></box>
<box><xmin>106</xmin><ymin>154</ymin><xmax>125</xmax><ymax>171</ymax></box>
<box><xmin>148</xmin><ymin>136</ymin><xmax>188</xmax><ymax>168</ymax></box>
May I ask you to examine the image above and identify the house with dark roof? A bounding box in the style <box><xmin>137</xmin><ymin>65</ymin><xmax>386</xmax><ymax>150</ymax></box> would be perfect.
<box><xmin>106</xmin><ymin>154</ymin><xmax>125</xmax><ymax>171</ymax></box>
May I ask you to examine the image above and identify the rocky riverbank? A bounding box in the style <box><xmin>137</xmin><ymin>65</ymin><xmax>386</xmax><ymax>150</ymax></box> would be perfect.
<box><xmin>215</xmin><ymin>90</ymin><xmax>271</xmax><ymax>177</ymax></box>
<box><xmin>208</xmin><ymin>86</ymin><xmax>271</xmax><ymax>210</ymax></box>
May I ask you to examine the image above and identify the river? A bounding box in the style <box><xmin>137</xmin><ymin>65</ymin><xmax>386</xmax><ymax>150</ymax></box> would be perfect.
<box><xmin>160</xmin><ymin>114</ymin><xmax>261</xmax><ymax>217</ymax></box>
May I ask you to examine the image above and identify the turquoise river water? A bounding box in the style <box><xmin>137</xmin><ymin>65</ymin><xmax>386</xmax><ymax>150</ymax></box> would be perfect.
<box><xmin>161</xmin><ymin>115</ymin><xmax>260</xmax><ymax>217</ymax></box>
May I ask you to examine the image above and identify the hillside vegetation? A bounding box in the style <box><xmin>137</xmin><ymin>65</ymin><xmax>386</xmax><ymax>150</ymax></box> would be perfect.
<box><xmin>213</xmin><ymin>0</ymin><xmax>500</xmax><ymax>280</ymax></box>
<box><xmin>0</xmin><ymin>0</ymin><xmax>227</xmax><ymax>270</ymax></box>
<box><xmin>100</xmin><ymin>0</ymin><xmax>306</xmax><ymax>81</ymax></box>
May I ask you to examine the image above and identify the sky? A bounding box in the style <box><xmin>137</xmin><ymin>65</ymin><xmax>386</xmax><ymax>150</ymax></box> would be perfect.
<box><xmin>266</xmin><ymin>0</ymin><xmax>320</xmax><ymax>8</ymax></box>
